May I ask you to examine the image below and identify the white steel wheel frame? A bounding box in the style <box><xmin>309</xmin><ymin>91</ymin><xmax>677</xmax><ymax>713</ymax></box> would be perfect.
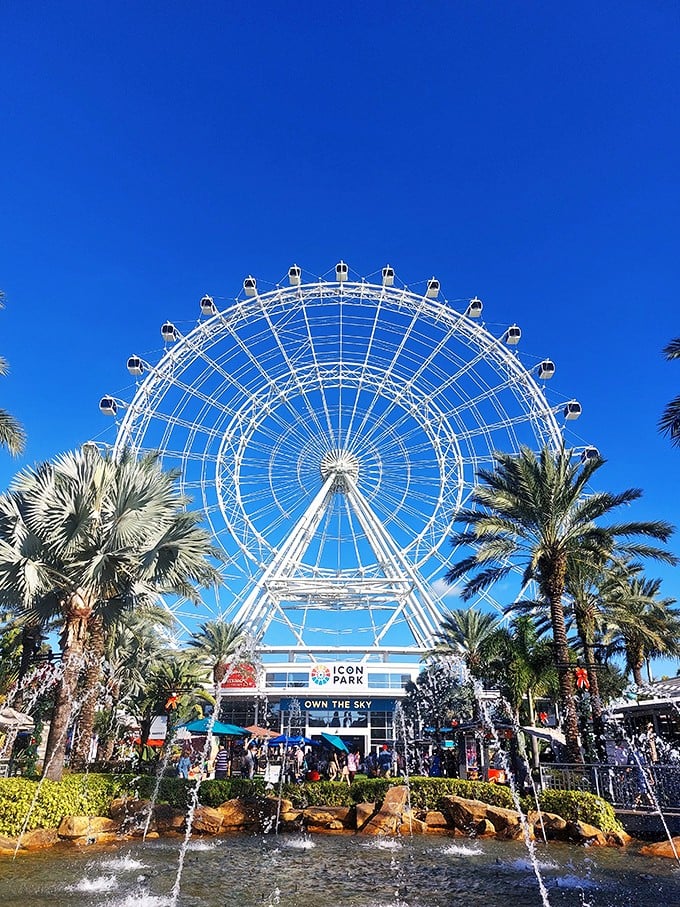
<box><xmin>110</xmin><ymin>275</ymin><xmax>564</xmax><ymax>659</ymax></box>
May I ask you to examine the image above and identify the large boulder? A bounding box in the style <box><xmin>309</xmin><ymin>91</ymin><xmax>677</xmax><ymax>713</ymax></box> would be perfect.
<box><xmin>303</xmin><ymin>806</ymin><xmax>352</xmax><ymax>829</ymax></box>
<box><xmin>58</xmin><ymin>816</ymin><xmax>119</xmax><ymax>840</ymax></box>
<box><xmin>153</xmin><ymin>803</ymin><xmax>186</xmax><ymax>834</ymax></box>
<box><xmin>191</xmin><ymin>805</ymin><xmax>223</xmax><ymax>835</ymax></box>
<box><xmin>361</xmin><ymin>785</ymin><xmax>410</xmax><ymax>836</ymax></box>
<box><xmin>566</xmin><ymin>821</ymin><xmax>608</xmax><ymax>846</ymax></box>
<box><xmin>216</xmin><ymin>798</ymin><xmax>258</xmax><ymax>830</ymax></box>
<box><xmin>639</xmin><ymin>837</ymin><xmax>680</xmax><ymax>859</ymax></box>
<box><xmin>424</xmin><ymin>810</ymin><xmax>450</xmax><ymax>831</ymax></box>
<box><xmin>355</xmin><ymin>802</ymin><xmax>376</xmax><ymax>831</ymax></box>
<box><xmin>527</xmin><ymin>810</ymin><xmax>568</xmax><ymax>840</ymax></box>
<box><xmin>18</xmin><ymin>828</ymin><xmax>60</xmax><ymax>850</ymax></box>
<box><xmin>606</xmin><ymin>829</ymin><xmax>632</xmax><ymax>847</ymax></box>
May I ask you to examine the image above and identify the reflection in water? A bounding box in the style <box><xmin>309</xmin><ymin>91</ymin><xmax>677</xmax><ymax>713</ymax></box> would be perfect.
<box><xmin>0</xmin><ymin>834</ymin><xmax>677</xmax><ymax>906</ymax></box>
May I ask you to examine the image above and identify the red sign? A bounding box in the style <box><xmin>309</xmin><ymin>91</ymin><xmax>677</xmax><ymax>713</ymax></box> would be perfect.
<box><xmin>221</xmin><ymin>662</ymin><xmax>257</xmax><ymax>689</ymax></box>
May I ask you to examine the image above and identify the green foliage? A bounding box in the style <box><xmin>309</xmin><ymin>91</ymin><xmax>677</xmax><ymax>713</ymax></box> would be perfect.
<box><xmin>536</xmin><ymin>788</ymin><xmax>623</xmax><ymax>834</ymax></box>
<box><xmin>0</xmin><ymin>774</ymin><xmax>133</xmax><ymax>837</ymax></box>
<box><xmin>133</xmin><ymin>775</ymin><xmax>265</xmax><ymax>809</ymax></box>
<box><xmin>347</xmin><ymin>776</ymin><xmax>514</xmax><ymax>810</ymax></box>
<box><xmin>281</xmin><ymin>781</ymin><xmax>356</xmax><ymax>808</ymax></box>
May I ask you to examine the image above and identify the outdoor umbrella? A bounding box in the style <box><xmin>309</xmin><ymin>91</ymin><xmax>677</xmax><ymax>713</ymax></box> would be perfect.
<box><xmin>244</xmin><ymin>724</ymin><xmax>278</xmax><ymax>738</ymax></box>
<box><xmin>0</xmin><ymin>707</ymin><xmax>34</xmax><ymax>732</ymax></box>
<box><xmin>180</xmin><ymin>719</ymin><xmax>249</xmax><ymax>736</ymax></box>
<box><xmin>320</xmin><ymin>732</ymin><xmax>349</xmax><ymax>753</ymax></box>
<box><xmin>267</xmin><ymin>734</ymin><xmax>316</xmax><ymax>746</ymax></box>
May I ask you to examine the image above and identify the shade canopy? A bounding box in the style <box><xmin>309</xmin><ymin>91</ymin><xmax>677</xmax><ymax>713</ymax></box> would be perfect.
<box><xmin>320</xmin><ymin>732</ymin><xmax>349</xmax><ymax>753</ymax></box>
<box><xmin>179</xmin><ymin>719</ymin><xmax>249</xmax><ymax>737</ymax></box>
<box><xmin>244</xmin><ymin>724</ymin><xmax>278</xmax><ymax>738</ymax></box>
<box><xmin>267</xmin><ymin>734</ymin><xmax>316</xmax><ymax>746</ymax></box>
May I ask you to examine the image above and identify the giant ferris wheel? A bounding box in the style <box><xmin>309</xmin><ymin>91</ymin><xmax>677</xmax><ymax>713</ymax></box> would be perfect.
<box><xmin>100</xmin><ymin>263</ymin><xmax>578</xmax><ymax>661</ymax></box>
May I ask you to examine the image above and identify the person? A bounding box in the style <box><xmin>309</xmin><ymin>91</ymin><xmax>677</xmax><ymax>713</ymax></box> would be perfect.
<box><xmin>327</xmin><ymin>751</ymin><xmax>339</xmax><ymax>780</ymax></box>
<box><xmin>429</xmin><ymin>751</ymin><xmax>442</xmax><ymax>777</ymax></box>
<box><xmin>213</xmin><ymin>742</ymin><xmax>230</xmax><ymax>780</ymax></box>
<box><xmin>330</xmin><ymin>711</ymin><xmax>341</xmax><ymax>727</ymax></box>
<box><xmin>340</xmin><ymin>755</ymin><xmax>351</xmax><ymax>785</ymax></box>
<box><xmin>645</xmin><ymin>723</ymin><xmax>659</xmax><ymax>764</ymax></box>
<box><xmin>242</xmin><ymin>745</ymin><xmax>255</xmax><ymax>780</ymax></box>
<box><xmin>346</xmin><ymin>748</ymin><xmax>360</xmax><ymax>782</ymax></box>
<box><xmin>378</xmin><ymin>744</ymin><xmax>392</xmax><ymax>778</ymax></box>
<box><xmin>627</xmin><ymin>741</ymin><xmax>653</xmax><ymax>807</ymax></box>
<box><xmin>177</xmin><ymin>750</ymin><xmax>192</xmax><ymax>780</ymax></box>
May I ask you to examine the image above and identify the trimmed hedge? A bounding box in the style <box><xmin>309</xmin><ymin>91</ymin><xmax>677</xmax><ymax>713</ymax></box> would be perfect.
<box><xmin>534</xmin><ymin>789</ymin><xmax>623</xmax><ymax>835</ymax></box>
<box><xmin>0</xmin><ymin>774</ymin><xmax>133</xmax><ymax>837</ymax></box>
<box><xmin>0</xmin><ymin>773</ymin><xmax>620</xmax><ymax>838</ymax></box>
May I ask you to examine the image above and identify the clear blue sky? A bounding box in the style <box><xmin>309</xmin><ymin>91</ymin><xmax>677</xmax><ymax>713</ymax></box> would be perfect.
<box><xmin>1</xmin><ymin>3</ymin><xmax>678</xmax><ymax>670</ymax></box>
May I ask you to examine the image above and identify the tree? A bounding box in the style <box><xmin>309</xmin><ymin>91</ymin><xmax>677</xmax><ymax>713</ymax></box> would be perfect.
<box><xmin>445</xmin><ymin>443</ymin><xmax>675</xmax><ymax>763</ymax></box>
<box><xmin>432</xmin><ymin>606</ymin><xmax>504</xmax><ymax>679</ymax></box>
<box><xmin>187</xmin><ymin>619</ymin><xmax>247</xmax><ymax>686</ymax></box>
<box><xmin>0</xmin><ymin>292</ymin><xmax>25</xmax><ymax>455</ymax></box>
<box><xmin>659</xmin><ymin>337</ymin><xmax>680</xmax><ymax>447</ymax></box>
<box><xmin>601</xmin><ymin>569</ymin><xmax>680</xmax><ymax>686</ymax></box>
<box><xmin>0</xmin><ymin>446</ymin><xmax>222</xmax><ymax>779</ymax></box>
<box><xmin>401</xmin><ymin>661</ymin><xmax>475</xmax><ymax>750</ymax></box>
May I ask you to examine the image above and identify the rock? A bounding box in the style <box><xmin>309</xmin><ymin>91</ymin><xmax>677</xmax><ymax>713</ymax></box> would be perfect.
<box><xmin>476</xmin><ymin>818</ymin><xmax>496</xmax><ymax>836</ymax></box>
<box><xmin>0</xmin><ymin>834</ymin><xmax>19</xmax><ymax>854</ymax></box>
<box><xmin>355</xmin><ymin>802</ymin><xmax>376</xmax><ymax>831</ymax></box>
<box><xmin>153</xmin><ymin>804</ymin><xmax>186</xmax><ymax>834</ymax></box>
<box><xmin>58</xmin><ymin>816</ymin><xmax>119</xmax><ymax>839</ymax></box>
<box><xmin>361</xmin><ymin>785</ymin><xmax>410</xmax><ymax>836</ymax></box>
<box><xmin>304</xmin><ymin>807</ymin><xmax>352</xmax><ymax>829</ymax></box>
<box><xmin>527</xmin><ymin>810</ymin><xmax>568</xmax><ymax>840</ymax></box>
<box><xmin>191</xmin><ymin>805</ymin><xmax>223</xmax><ymax>835</ymax></box>
<box><xmin>216</xmin><ymin>799</ymin><xmax>258</xmax><ymax>829</ymax></box>
<box><xmin>399</xmin><ymin>817</ymin><xmax>427</xmax><ymax>835</ymax></box>
<box><xmin>639</xmin><ymin>837</ymin><xmax>680</xmax><ymax>859</ymax></box>
<box><xmin>19</xmin><ymin>828</ymin><xmax>59</xmax><ymax>850</ymax></box>
<box><xmin>567</xmin><ymin>821</ymin><xmax>608</xmax><ymax>846</ymax></box>
<box><xmin>440</xmin><ymin>795</ymin><xmax>488</xmax><ymax>832</ymax></box>
<box><xmin>424</xmin><ymin>810</ymin><xmax>450</xmax><ymax>830</ymax></box>
<box><xmin>502</xmin><ymin>822</ymin><xmax>534</xmax><ymax>841</ymax></box>
<box><xmin>606</xmin><ymin>829</ymin><xmax>632</xmax><ymax>847</ymax></box>
<box><xmin>484</xmin><ymin>804</ymin><xmax>522</xmax><ymax>833</ymax></box>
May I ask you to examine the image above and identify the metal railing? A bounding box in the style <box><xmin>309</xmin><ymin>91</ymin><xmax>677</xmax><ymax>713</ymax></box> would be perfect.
<box><xmin>539</xmin><ymin>762</ymin><xmax>680</xmax><ymax>810</ymax></box>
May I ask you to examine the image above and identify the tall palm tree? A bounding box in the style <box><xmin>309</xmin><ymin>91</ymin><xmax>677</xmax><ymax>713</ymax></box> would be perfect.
<box><xmin>445</xmin><ymin>443</ymin><xmax>675</xmax><ymax>763</ymax></box>
<box><xmin>659</xmin><ymin>337</ymin><xmax>680</xmax><ymax>447</ymax></box>
<box><xmin>0</xmin><ymin>445</ymin><xmax>222</xmax><ymax>779</ymax></box>
<box><xmin>187</xmin><ymin>619</ymin><xmax>247</xmax><ymax>686</ymax></box>
<box><xmin>0</xmin><ymin>293</ymin><xmax>25</xmax><ymax>455</ymax></box>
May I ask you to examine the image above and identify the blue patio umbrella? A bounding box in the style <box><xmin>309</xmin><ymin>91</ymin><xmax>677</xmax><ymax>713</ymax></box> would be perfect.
<box><xmin>320</xmin><ymin>732</ymin><xmax>349</xmax><ymax>753</ymax></box>
<box><xmin>267</xmin><ymin>734</ymin><xmax>316</xmax><ymax>746</ymax></box>
<box><xmin>180</xmin><ymin>719</ymin><xmax>249</xmax><ymax>736</ymax></box>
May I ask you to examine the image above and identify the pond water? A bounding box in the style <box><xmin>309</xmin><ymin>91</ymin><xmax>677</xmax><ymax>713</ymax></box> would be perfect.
<box><xmin>0</xmin><ymin>834</ymin><xmax>678</xmax><ymax>907</ymax></box>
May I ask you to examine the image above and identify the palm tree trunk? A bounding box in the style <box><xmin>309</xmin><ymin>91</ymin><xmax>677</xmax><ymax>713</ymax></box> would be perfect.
<box><xmin>70</xmin><ymin>614</ymin><xmax>105</xmax><ymax>771</ymax></box>
<box><xmin>574</xmin><ymin>612</ymin><xmax>606</xmax><ymax>760</ymax></box>
<box><xmin>546</xmin><ymin>562</ymin><xmax>582</xmax><ymax>764</ymax></box>
<box><xmin>42</xmin><ymin>591</ymin><xmax>94</xmax><ymax>780</ymax></box>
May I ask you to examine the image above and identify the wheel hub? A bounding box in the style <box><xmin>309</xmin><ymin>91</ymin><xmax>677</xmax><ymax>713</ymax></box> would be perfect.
<box><xmin>320</xmin><ymin>449</ymin><xmax>360</xmax><ymax>492</ymax></box>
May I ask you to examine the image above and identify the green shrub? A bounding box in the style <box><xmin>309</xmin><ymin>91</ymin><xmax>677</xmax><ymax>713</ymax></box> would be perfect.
<box><xmin>0</xmin><ymin>773</ymin><xmax>134</xmax><ymax>837</ymax></box>
<box><xmin>349</xmin><ymin>776</ymin><xmax>513</xmax><ymax>811</ymax></box>
<box><xmin>537</xmin><ymin>789</ymin><xmax>623</xmax><ymax>834</ymax></box>
<box><xmin>281</xmin><ymin>781</ymin><xmax>355</xmax><ymax>808</ymax></box>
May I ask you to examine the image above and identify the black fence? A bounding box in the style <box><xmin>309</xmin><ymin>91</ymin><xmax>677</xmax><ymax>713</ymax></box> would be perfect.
<box><xmin>539</xmin><ymin>762</ymin><xmax>680</xmax><ymax>810</ymax></box>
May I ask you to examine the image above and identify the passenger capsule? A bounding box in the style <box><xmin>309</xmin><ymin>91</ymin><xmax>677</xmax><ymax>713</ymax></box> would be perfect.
<box><xmin>382</xmin><ymin>265</ymin><xmax>395</xmax><ymax>287</ymax></box>
<box><xmin>505</xmin><ymin>325</ymin><xmax>522</xmax><ymax>346</ymax></box>
<box><xmin>161</xmin><ymin>321</ymin><xmax>178</xmax><ymax>343</ymax></box>
<box><xmin>99</xmin><ymin>396</ymin><xmax>117</xmax><ymax>416</ymax></box>
<box><xmin>200</xmin><ymin>294</ymin><xmax>216</xmax><ymax>316</ymax></box>
<box><xmin>564</xmin><ymin>401</ymin><xmax>582</xmax><ymax>420</ymax></box>
<box><xmin>466</xmin><ymin>297</ymin><xmax>483</xmax><ymax>318</ymax></box>
<box><xmin>243</xmin><ymin>275</ymin><xmax>257</xmax><ymax>296</ymax></box>
<box><xmin>538</xmin><ymin>359</ymin><xmax>555</xmax><ymax>380</ymax></box>
<box><xmin>288</xmin><ymin>264</ymin><xmax>301</xmax><ymax>286</ymax></box>
<box><xmin>127</xmin><ymin>356</ymin><xmax>144</xmax><ymax>376</ymax></box>
<box><xmin>336</xmin><ymin>260</ymin><xmax>348</xmax><ymax>282</ymax></box>
<box><xmin>581</xmin><ymin>446</ymin><xmax>600</xmax><ymax>463</ymax></box>
<box><xmin>426</xmin><ymin>277</ymin><xmax>440</xmax><ymax>298</ymax></box>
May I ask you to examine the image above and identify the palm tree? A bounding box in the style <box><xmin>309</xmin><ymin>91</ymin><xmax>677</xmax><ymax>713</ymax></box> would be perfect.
<box><xmin>187</xmin><ymin>619</ymin><xmax>247</xmax><ymax>686</ymax></box>
<box><xmin>445</xmin><ymin>443</ymin><xmax>675</xmax><ymax>763</ymax></box>
<box><xmin>0</xmin><ymin>293</ymin><xmax>25</xmax><ymax>455</ymax></box>
<box><xmin>659</xmin><ymin>337</ymin><xmax>680</xmax><ymax>447</ymax></box>
<box><xmin>0</xmin><ymin>445</ymin><xmax>222</xmax><ymax>779</ymax></box>
<box><xmin>432</xmin><ymin>606</ymin><xmax>504</xmax><ymax>678</ymax></box>
<box><xmin>601</xmin><ymin>570</ymin><xmax>680</xmax><ymax>686</ymax></box>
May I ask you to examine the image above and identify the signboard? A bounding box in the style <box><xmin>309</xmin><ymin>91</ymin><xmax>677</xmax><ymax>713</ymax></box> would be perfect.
<box><xmin>221</xmin><ymin>663</ymin><xmax>257</xmax><ymax>689</ymax></box>
<box><xmin>310</xmin><ymin>663</ymin><xmax>367</xmax><ymax>688</ymax></box>
<box><xmin>280</xmin><ymin>698</ymin><xmax>395</xmax><ymax>712</ymax></box>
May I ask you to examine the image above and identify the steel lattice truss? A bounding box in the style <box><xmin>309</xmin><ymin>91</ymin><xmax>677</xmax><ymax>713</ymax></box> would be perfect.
<box><xmin>106</xmin><ymin>270</ymin><xmax>568</xmax><ymax>660</ymax></box>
